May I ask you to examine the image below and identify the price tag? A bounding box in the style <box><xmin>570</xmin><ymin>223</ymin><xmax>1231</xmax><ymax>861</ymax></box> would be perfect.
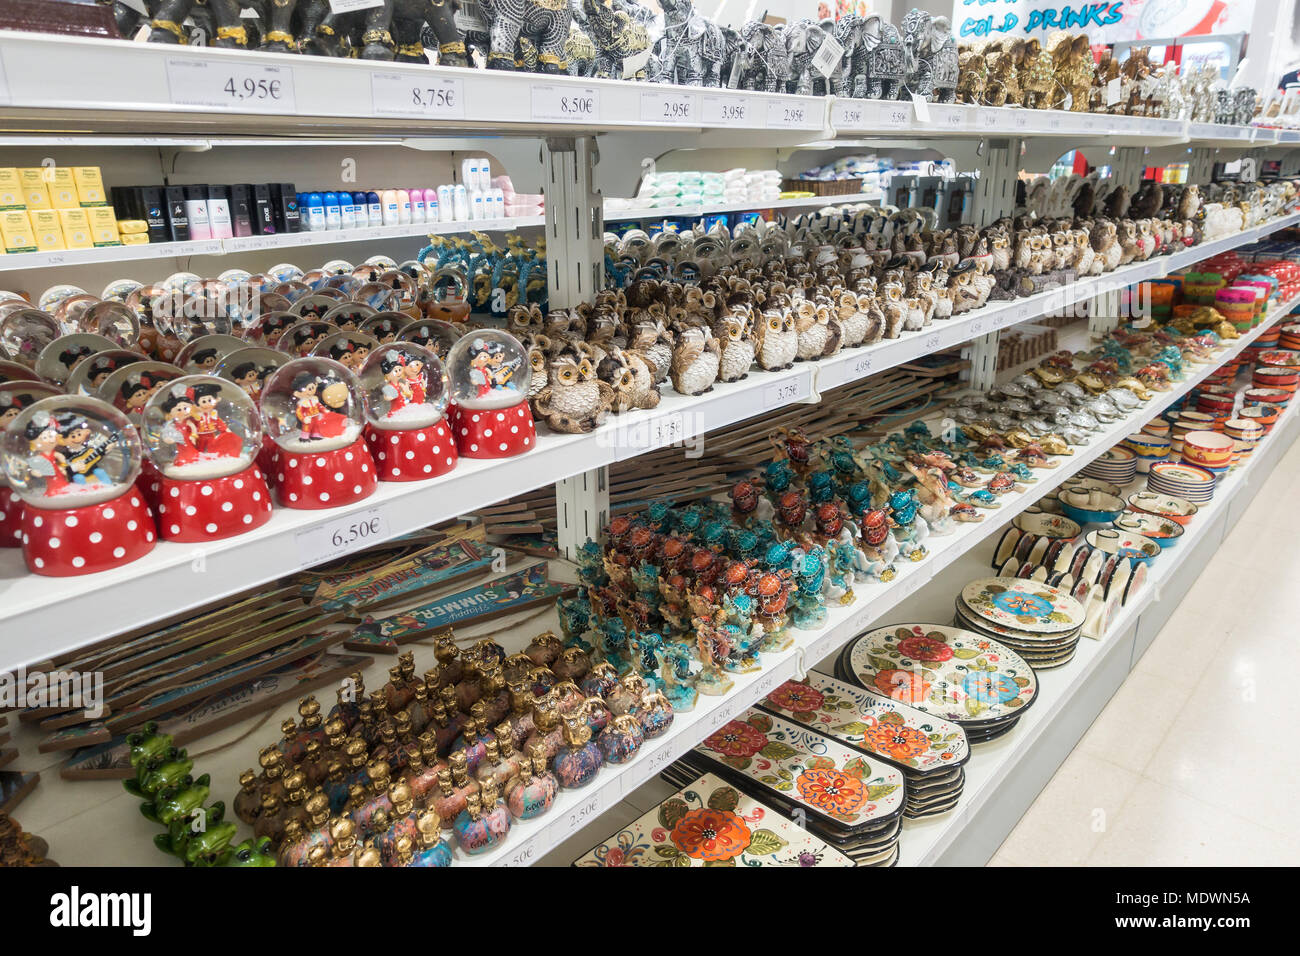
<box><xmin>1106</xmin><ymin>77</ymin><xmax>1121</xmax><ymax>106</ymax></box>
<box><xmin>832</xmin><ymin>100</ymin><xmax>865</xmax><ymax>128</ymax></box>
<box><xmin>640</xmin><ymin>90</ymin><xmax>698</xmax><ymax>124</ymax></box>
<box><xmin>371</xmin><ymin>73</ymin><xmax>464</xmax><ymax>119</ymax></box>
<box><xmin>621</xmin><ymin>742</ymin><xmax>679</xmax><ymax>795</ymax></box>
<box><xmin>764</xmin><ymin>373</ymin><xmax>809</xmax><ymax>408</ymax></box>
<box><xmin>811</xmin><ymin>35</ymin><xmax>844</xmax><ymax>78</ymax></box>
<box><xmin>295</xmin><ymin>507</ymin><xmax>390</xmax><ymax>568</ymax></box>
<box><xmin>911</xmin><ymin>92</ymin><xmax>932</xmax><ymax>124</ymax></box>
<box><xmin>1081</xmin><ymin>114</ymin><xmax>1097</xmax><ymax>131</ymax></box>
<box><xmin>166</xmin><ymin>58</ymin><xmax>297</xmax><ymax>112</ymax></box>
<box><xmin>330</xmin><ymin>0</ymin><xmax>383</xmax><ymax>11</ymax></box>
<box><xmin>702</xmin><ymin>93</ymin><xmax>753</xmax><ymax>125</ymax></box>
<box><xmin>878</xmin><ymin>101</ymin><xmax>912</xmax><ymax>127</ymax></box>
<box><xmin>849</xmin><ymin>351</ymin><xmax>873</xmax><ymax>379</ymax></box>
<box><xmin>923</xmin><ymin>331</ymin><xmax>942</xmax><ymax>351</ymax></box>
<box><xmin>531</xmin><ymin>84</ymin><xmax>600</xmax><ymax>122</ymax></box>
<box><xmin>749</xmin><ymin>667</ymin><xmax>785</xmax><ymax>702</ymax></box>
<box><xmin>767</xmin><ymin>99</ymin><xmax>814</xmax><ymax>128</ymax></box>
<box><xmin>548</xmin><ymin>788</ymin><xmax>612</xmax><ymax>845</ymax></box>
<box><xmin>708</xmin><ymin>705</ymin><xmax>736</xmax><ymax>731</ymax></box>
<box><xmin>496</xmin><ymin>832</ymin><xmax>544</xmax><ymax>867</ymax></box>
<box><xmin>969</xmin><ymin>318</ymin><xmax>985</xmax><ymax>335</ymax></box>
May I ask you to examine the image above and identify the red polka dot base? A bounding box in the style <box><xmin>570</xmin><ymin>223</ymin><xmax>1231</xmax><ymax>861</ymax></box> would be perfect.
<box><xmin>139</xmin><ymin>458</ymin><xmax>164</xmax><ymax>512</ymax></box>
<box><xmin>451</xmin><ymin>400</ymin><xmax>536</xmax><ymax>459</ymax></box>
<box><xmin>0</xmin><ymin>485</ymin><xmax>23</xmax><ymax>548</ymax></box>
<box><xmin>156</xmin><ymin>464</ymin><xmax>274</xmax><ymax>542</ymax></box>
<box><xmin>271</xmin><ymin>437</ymin><xmax>378</xmax><ymax>510</ymax></box>
<box><xmin>20</xmin><ymin>490</ymin><xmax>156</xmax><ymax>576</ymax></box>
<box><xmin>256</xmin><ymin>434</ymin><xmax>279</xmax><ymax>488</ymax></box>
<box><xmin>365</xmin><ymin>420</ymin><xmax>458</xmax><ymax>482</ymax></box>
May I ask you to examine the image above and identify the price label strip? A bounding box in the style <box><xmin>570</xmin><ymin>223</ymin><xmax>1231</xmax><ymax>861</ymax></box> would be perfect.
<box><xmin>640</xmin><ymin>90</ymin><xmax>699</xmax><ymax>124</ymax></box>
<box><xmin>166</xmin><ymin>58</ymin><xmax>297</xmax><ymax>112</ymax></box>
<box><xmin>767</xmin><ymin>99</ymin><xmax>817</xmax><ymax>129</ymax></box>
<box><xmin>329</xmin><ymin>0</ymin><xmax>384</xmax><ymax>12</ymax></box>
<box><xmin>832</xmin><ymin>99</ymin><xmax>865</xmax><ymax>129</ymax></box>
<box><xmin>371</xmin><ymin>73</ymin><xmax>465</xmax><ymax>119</ymax></box>
<box><xmin>531</xmin><ymin>84</ymin><xmax>600</xmax><ymax>122</ymax></box>
<box><xmin>295</xmin><ymin>507</ymin><xmax>390</xmax><ymax>568</ymax></box>
<box><xmin>495</xmin><ymin>830</ymin><xmax>545</xmax><ymax>867</ymax></box>
<box><xmin>620</xmin><ymin>741</ymin><xmax>680</xmax><ymax>796</ymax></box>
<box><xmin>701</xmin><ymin>93</ymin><xmax>756</xmax><ymax>126</ymax></box>
<box><xmin>764</xmin><ymin>372</ymin><xmax>810</xmax><ymax>408</ymax></box>
<box><xmin>547</xmin><ymin>787</ymin><xmax>613</xmax><ymax>846</ymax></box>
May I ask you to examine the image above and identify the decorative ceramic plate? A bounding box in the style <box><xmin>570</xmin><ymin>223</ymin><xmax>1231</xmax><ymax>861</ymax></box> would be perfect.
<box><xmin>1149</xmin><ymin>461</ymin><xmax>1216</xmax><ymax>485</ymax></box>
<box><xmin>1061</xmin><ymin>476</ymin><xmax>1122</xmax><ymax>497</ymax></box>
<box><xmin>843</xmin><ymin>624</ymin><xmax>1039</xmax><ymax>724</ymax></box>
<box><xmin>1259</xmin><ymin>349</ymin><xmax>1300</xmax><ymax>367</ymax></box>
<box><xmin>1113</xmin><ymin>510</ymin><xmax>1184</xmax><ymax>543</ymax></box>
<box><xmin>688</xmin><ymin>710</ymin><xmax>907</xmax><ymax>835</ymax></box>
<box><xmin>959</xmin><ymin>577</ymin><xmax>1085</xmax><ymax>634</ymax></box>
<box><xmin>1127</xmin><ymin>491</ymin><xmax>1198</xmax><ymax>522</ymax></box>
<box><xmin>953</xmin><ymin>601</ymin><xmax>1081</xmax><ymax>646</ymax></box>
<box><xmin>1085</xmin><ymin>529</ymin><xmax>1161</xmax><ymax>563</ymax></box>
<box><xmin>572</xmin><ymin>772</ymin><xmax>855</xmax><ymax>867</ymax></box>
<box><xmin>1013</xmin><ymin>511</ymin><xmax>1082</xmax><ymax>540</ymax></box>
<box><xmin>759</xmin><ymin>672</ymin><xmax>970</xmax><ymax>777</ymax></box>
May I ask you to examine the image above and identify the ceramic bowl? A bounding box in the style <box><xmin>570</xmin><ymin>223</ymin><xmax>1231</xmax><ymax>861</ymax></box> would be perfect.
<box><xmin>1173</xmin><ymin>410</ymin><xmax>1216</xmax><ymax>428</ymax></box>
<box><xmin>1122</xmin><ymin>433</ymin><xmax>1172</xmax><ymax>458</ymax></box>
<box><xmin>1257</xmin><ymin>348</ymin><xmax>1300</xmax><ymax>368</ymax></box>
<box><xmin>1239</xmin><ymin>404</ymin><xmax>1281</xmax><ymax>431</ymax></box>
<box><xmin>1141</xmin><ymin>419</ymin><xmax>1171</xmax><ymax>438</ymax></box>
<box><xmin>1147</xmin><ymin>461</ymin><xmax>1217</xmax><ymax>502</ymax></box>
<box><xmin>1127</xmin><ymin>491</ymin><xmax>1198</xmax><ymax>524</ymax></box>
<box><xmin>1244</xmin><ymin>387</ymin><xmax>1292</xmax><ymax>407</ymax></box>
<box><xmin>1059</xmin><ymin>488</ymin><xmax>1126</xmax><ymax>525</ymax></box>
<box><xmin>1061</xmin><ymin>476</ymin><xmax>1122</xmax><ymax>498</ymax></box>
<box><xmin>1113</xmin><ymin>509</ymin><xmax>1185</xmax><ymax>546</ymax></box>
<box><xmin>1180</xmin><ymin>430</ymin><xmax>1235</xmax><ymax>466</ymax></box>
<box><xmin>1223</xmin><ymin>417</ymin><xmax>1263</xmax><ymax>440</ymax></box>
<box><xmin>1251</xmin><ymin>366</ymin><xmax>1299</xmax><ymax>392</ymax></box>
<box><xmin>1013</xmin><ymin>510</ymin><xmax>1082</xmax><ymax>540</ymax></box>
<box><xmin>1086</xmin><ymin>529</ymin><xmax>1162</xmax><ymax>566</ymax></box>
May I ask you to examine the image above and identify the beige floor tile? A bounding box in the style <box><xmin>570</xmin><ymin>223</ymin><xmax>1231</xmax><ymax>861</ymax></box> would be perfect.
<box><xmin>994</xmin><ymin>749</ymin><xmax>1140</xmax><ymax>866</ymax></box>
<box><xmin>1085</xmin><ymin>779</ymin><xmax>1292</xmax><ymax>866</ymax></box>
<box><xmin>986</xmin><ymin>846</ymin><xmax>1027</xmax><ymax>867</ymax></box>
<box><xmin>1076</xmin><ymin>669</ymin><xmax>1193</xmax><ymax>774</ymax></box>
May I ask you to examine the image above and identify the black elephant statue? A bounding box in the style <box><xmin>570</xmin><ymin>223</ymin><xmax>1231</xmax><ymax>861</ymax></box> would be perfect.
<box><xmin>147</xmin><ymin>0</ymin><xmax>262</xmax><ymax>47</ymax></box>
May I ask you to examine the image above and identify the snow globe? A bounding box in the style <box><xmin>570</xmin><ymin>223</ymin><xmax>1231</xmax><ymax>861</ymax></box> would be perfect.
<box><xmin>312</xmin><ymin>330</ymin><xmax>380</xmax><ymax>373</ymax></box>
<box><xmin>358</xmin><ymin>343</ymin><xmax>455</xmax><ymax>481</ymax></box>
<box><xmin>216</xmin><ymin>346</ymin><xmax>291</xmax><ymax>479</ymax></box>
<box><xmin>445</xmin><ymin>331</ymin><xmax>535</xmax><ymax>458</ymax></box>
<box><xmin>0</xmin><ymin>395</ymin><xmax>155</xmax><ymax>575</ymax></box>
<box><xmin>0</xmin><ymin>381</ymin><xmax>60</xmax><ymax>547</ymax></box>
<box><xmin>35</xmin><ymin>333</ymin><xmax>118</xmax><ymax>387</ymax></box>
<box><xmin>359</xmin><ymin>312</ymin><xmax>412</xmax><ymax>344</ymax></box>
<box><xmin>259</xmin><ymin>357</ymin><xmax>376</xmax><ymax>509</ymax></box>
<box><xmin>65</xmin><ymin>349</ymin><xmax>146</xmax><ymax>396</ymax></box>
<box><xmin>141</xmin><ymin>376</ymin><xmax>272</xmax><ymax>542</ymax></box>
<box><xmin>277</xmin><ymin>319</ymin><xmax>338</xmax><ymax>357</ymax></box>
<box><xmin>243</xmin><ymin>310</ymin><xmax>298</xmax><ymax>347</ymax></box>
<box><xmin>0</xmin><ymin>308</ymin><xmax>60</xmax><ymax>369</ymax></box>
<box><xmin>175</xmin><ymin>333</ymin><xmax>247</xmax><ymax>374</ymax></box>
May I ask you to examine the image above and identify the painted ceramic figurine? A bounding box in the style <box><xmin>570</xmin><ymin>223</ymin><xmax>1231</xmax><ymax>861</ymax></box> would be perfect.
<box><xmin>359</xmin><ymin>343</ymin><xmax>457</xmax><ymax>481</ymax></box>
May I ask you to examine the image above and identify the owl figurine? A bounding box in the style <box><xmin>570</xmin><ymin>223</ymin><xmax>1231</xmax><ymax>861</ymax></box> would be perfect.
<box><xmin>669</xmin><ymin>327</ymin><xmax>721</xmax><ymax>396</ymax></box>
<box><xmin>856</xmin><ymin>292</ymin><xmax>886</xmax><ymax>344</ymax></box>
<box><xmin>989</xmin><ymin>231</ymin><xmax>1012</xmax><ymax>272</ymax></box>
<box><xmin>1117</xmin><ymin>221</ymin><xmax>1139</xmax><ymax>266</ymax></box>
<box><xmin>930</xmin><ymin>272</ymin><xmax>954</xmax><ymax>322</ymax></box>
<box><xmin>533</xmin><ymin>350</ymin><xmax>615</xmax><ymax>434</ymax></box>
<box><xmin>906</xmin><ymin>272</ymin><xmax>937</xmax><ymax>326</ymax></box>
<box><xmin>837</xmin><ymin>290</ymin><xmax>870</xmax><ymax>348</ymax></box>
<box><xmin>880</xmin><ymin>281</ymin><xmax>907</xmax><ymax>337</ymax></box>
<box><xmin>1072</xmin><ymin>229</ymin><xmax>1095</xmax><ymax>276</ymax></box>
<box><xmin>629</xmin><ymin>314</ymin><xmax>673</xmax><ymax>384</ymax></box>
<box><xmin>526</xmin><ymin>341</ymin><xmax>550</xmax><ymax>403</ymax></box>
<box><xmin>508</xmin><ymin>302</ymin><xmax>546</xmax><ymax>337</ymax></box>
<box><xmin>755</xmin><ymin>309</ymin><xmax>797</xmax><ymax>370</ymax></box>
<box><xmin>713</xmin><ymin>312</ymin><xmax>756</xmax><ymax>383</ymax></box>
<box><xmin>597</xmin><ymin>347</ymin><xmax>660</xmax><ymax>413</ymax></box>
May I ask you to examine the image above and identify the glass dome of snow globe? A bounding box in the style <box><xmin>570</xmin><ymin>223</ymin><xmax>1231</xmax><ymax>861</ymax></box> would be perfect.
<box><xmin>260</xmin><ymin>356</ymin><xmax>363</xmax><ymax>454</ymax></box>
<box><xmin>0</xmin><ymin>395</ymin><xmax>142</xmax><ymax>509</ymax></box>
<box><xmin>445</xmin><ymin>330</ymin><xmax>531</xmax><ymax>411</ymax></box>
<box><xmin>141</xmin><ymin>376</ymin><xmax>261</xmax><ymax>481</ymax></box>
<box><xmin>214</xmin><ymin>347</ymin><xmax>290</xmax><ymax>403</ymax></box>
<box><xmin>359</xmin><ymin>344</ymin><xmax>449</xmax><ymax>431</ymax></box>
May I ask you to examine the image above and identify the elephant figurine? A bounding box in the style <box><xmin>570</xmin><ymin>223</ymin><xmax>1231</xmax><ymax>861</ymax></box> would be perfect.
<box><xmin>783</xmin><ymin>18</ymin><xmax>834</xmax><ymax>96</ymax></box>
<box><xmin>901</xmin><ymin>8</ymin><xmax>957</xmax><ymax>102</ymax></box>
<box><xmin>287</xmin><ymin>0</ymin><xmax>363</xmax><ymax>56</ymax></box>
<box><xmin>856</xmin><ymin>14</ymin><xmax>905</xmax><ymax>100</ymax></box>
<box><xmin>474</xmin><ymin>0</ymin><xmax>574</xmax><ymax>72</ymax></box>
<box><xmin>349</xmin><ymin>0</ymin><xmax>468</xmax><ymax>63</ymax></box>
<box><xmin>647</xmin><ymin>0</ymin><xmax>726</xmax><ymax>86</ymax></box>
<box><xmin>579</xmin><ymin>0</ymin><xmax>652</xmax><ymax>80</ymax></box>
<box><xmin>148</xmin><ymin>0</ymin><xmax>257</xmax><ymax>47</ymax></box>
<box><xmin>727</xmin><ymin>20</ymin><xmax>790</xmax><ymax>93</ymax></box>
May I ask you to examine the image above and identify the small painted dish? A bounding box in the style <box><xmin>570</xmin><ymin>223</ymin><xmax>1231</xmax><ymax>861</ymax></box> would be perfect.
<box><xmin>1113</xmin><ymin>510</ymin><xmax>1184</xmax><ymax>546</ymax></box>
<box><xmin>1061</xmin><ymin>476</ymin><xmax>1122</xmax><ymax>498</ymax></box>
<box><xmin>1127</xmin><ymin>491</ymin><xmax>1198</xmax><ymax>525</ymax></box>
<box><xmin>1086</xmin><ymin>528</ymin><xmax>1161</xmax><ymax>566</ymax></box>
<box><xmin>1013</xmin><ymin>510</ymin><xmax>1082</xmax><ymax>540</ymax></box>
<box><xmin>1059</xmin><ymin>488</ymin><xmax>1126</xmax><ymax>525</ymax></box>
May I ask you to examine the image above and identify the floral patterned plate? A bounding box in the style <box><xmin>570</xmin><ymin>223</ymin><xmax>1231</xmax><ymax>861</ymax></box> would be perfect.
<box><xmin>572</xmin><ymin>772</ymin><xmax>854</xmax><ymax>867</ymax></box>
<box><xmin>953</xmin><ymin>601</ymin><xmax>1081</xmax><ymax>647</ymax></box>
<box><xmin>758</xmin><ymin>671</ymin><xmax>969</xmax><ymax>778</ymax></box>
<box><xmin>687</xmin><ymin>709</ymin><xmax>907</xmax><ymax>837</ymax></box>
<box><xmin>841</xmin><ymin>623</ymin><xmax>1039</xmax><ymax>724</ymax></box>
<box><xmin>959</xmin><ymin>577</ymin><xmax>1085</xmax><ymax>635</ymax></box>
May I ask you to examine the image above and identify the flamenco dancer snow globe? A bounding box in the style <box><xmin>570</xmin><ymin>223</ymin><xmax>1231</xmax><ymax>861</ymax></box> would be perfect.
<box><xmin>445</xmin><ymin>331</ymin><xmax>535</xmax><ymax>459</ymax></box>
<box><xmin>140</xmin><ymin>377</ymin><xmax>272</xmax><ymax>542</ymax></box>
<box><xmin>358</xmin><ymin>344</ymin><xmax>456</xmax><ymax>481</ymax></box>
<box><xmin>0</xmin><ymin>381</ymin><xmax>60</xmax><ymax>547</ymax></box>
<box><xmin>0</xmin><ymin>396</ymin><xmax>155</xmax><ymax>576</ymax></box>
<box><xmin>260</xmin><ymin>357</ymin><xmax>377</xmax><ymax>509</ymax></box>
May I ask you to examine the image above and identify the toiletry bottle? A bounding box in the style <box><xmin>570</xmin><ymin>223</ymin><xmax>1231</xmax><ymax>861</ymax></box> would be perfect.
<box><xmin>397</xmin><ymin>189</ymin><xmax>412</xmax><ymax>225</ymax></box>
<box><xmin>366</xmin><ymin>191</ymin><xmax>383</xmax><ymax>227</ymax></box>
<box><xmin>323</xmin><ymin>191</ymin><xmax>342</xmax><ymax>230</ymax></box>
<box><xmin>381</xmin><ymin>189</ymin><xmax>400</xmax><ymax>226</ymax></box>
<box><xmin>184</xmin><ymin>184</ymin><xmax>212</xmax><ymax>240</ymax></box>
<box><xmin>340</xmin><ymin>193</ymin><xmax>356</xmax><ymax>229</ymax></box>
<box><xmin>409</xmin><ymin>188</ymin><xmax>426</xmax><ymax>224</ymax></box>
<box><xmin>437</xmin><ymin>185</ymin><xmax>453</xmax><ymax>222</ymax></box>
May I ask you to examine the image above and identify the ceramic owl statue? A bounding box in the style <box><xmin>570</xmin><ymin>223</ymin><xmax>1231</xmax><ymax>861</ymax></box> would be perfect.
<box><xmin>533</xmin><ymin>349</ymin><xmax>615</xmax><ymax>433</ymax></box>
<box><xmin>755</xmin><ymin>309</ymin><xmax>797</xmax><ymax>370</ymax></box>
<box><xmin>669</xmin><ymin>327</ymin><xmax>721</xmax><ymax>396</ymax></box>
<box><xmin>712</xmin><ymin>312</ymin><xmax>756</xmax><ymax>382</ymax></box>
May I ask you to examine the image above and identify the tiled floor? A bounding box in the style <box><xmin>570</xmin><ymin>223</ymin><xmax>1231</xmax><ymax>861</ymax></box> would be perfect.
<box><xmin>989</xmin><ymin>439</ymin><xmax>1300</xmax><ymax>866</ymax></box>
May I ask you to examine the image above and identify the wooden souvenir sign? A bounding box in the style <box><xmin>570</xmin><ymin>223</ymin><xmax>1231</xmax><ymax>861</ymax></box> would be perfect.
<box><xmin>40</xmin><ymin>628</ymin><xmax>349</xmax><ymax>753</ymax></box>
<box><xmin>344</xmin><ymin>562</ymin><xmax>573</xmax><ymax>653</ymax></box>
<box><xmin>758</xmin><ymin>671</ymin><xmax>969</xmax><ymax>776</ymax></box>
<box><xmin>844</xmin><ymin>624</ymin><xmax>1039</xmax><ymax>724</ymax></box>
<box><xmin>0</xmin><ymin>771</ymin><xmax>40</xmax><ymax>813</ymax></box>
<box><xmin>0</xmin><ymin>748</ymin><xmax>16</xmax><ymax>769</ymax></box>
<box><xmin>310</xmin><ymin>538</ymin><xmax>493</xmax><ymax>613</ymax></box>
<box><xmin>685</xmin><ymin>710</ymin><xmax>906</xmax><ymax>835</ymax></box>
<box><xmin>573</xmin><ymin>772</ymin><xmax>854</xmax><ymax>868</ymax></box>
<box><xmin>59</xmin><ymin>651</ymin><xmax>371</xmax><ymax>780</ymax></box>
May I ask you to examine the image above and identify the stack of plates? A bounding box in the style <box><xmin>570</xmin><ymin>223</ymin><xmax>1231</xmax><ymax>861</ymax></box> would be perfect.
<box><xmin>835</xmin><ymin>623</ymin><xmax>1040</xmax><ymax>744</ymax></box>
<box><xmin>1225</xmin><ymin>417</ymin><xmax>1264</xmax><ymax>464</ymax></box>
<box><xmin>1081</xmin><ymin>447</ymin><xmax>1137</xmax><ymax>486</ymax></box>
<box><xmin>1121</xmin><ymin>432</ymin><xmax>1173</xmax><ymax>472</ymax></box>
<box><xmin>1278</xmin><ymin>322</ymin><xmax>1300</xmax><ymax>350</ymax></box>
<box><xmin>573</xmin><ymin>771</ymin><xmax>856</xmax><ymax>867</ymax></box>
<box><xmin>664</xmin><ymin>708</ymin><xmax>907</xmax><ymax>865</ymax></box>
<box><xmin>1147</xmin><ymin>460</ymin><xmax>1217</xmax><ymax>503</ymax></box>
<box><xmin>954</xmin><ymin>578</ymin><xmax>1087</xmax><ymax>669</ymax></box>
<box><xmin>759</xmin><ymin>671</ymin><xmax>970</xmax><ymax>819</ymax></box>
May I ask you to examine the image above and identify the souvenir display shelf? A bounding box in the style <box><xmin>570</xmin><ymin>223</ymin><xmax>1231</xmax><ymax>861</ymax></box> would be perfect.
<box><xmin>0</xmin><ymin>31</ymin><xmax>1296</xmax><ymax>147</ymax></box>
<box><xmin>3</xmin><ymin>221</ymin><xmax>1298</xmax><ymax>665</ymax></box>
<box><xmin>0</xmin><ymin>198</ymin><xmax>878</xmax><ymax>276</ymax></box>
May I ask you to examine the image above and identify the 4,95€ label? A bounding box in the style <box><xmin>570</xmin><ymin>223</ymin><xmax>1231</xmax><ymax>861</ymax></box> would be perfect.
<box><xmin>166</xmin><ymin>59</ymin><xmax>297</xmax><ymax>112</ymax></box>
